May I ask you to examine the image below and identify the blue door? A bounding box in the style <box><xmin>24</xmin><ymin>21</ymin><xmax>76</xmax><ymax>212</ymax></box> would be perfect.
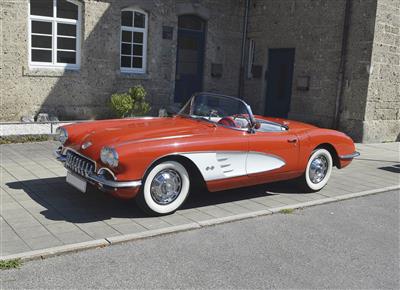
<box><xmin>174</xmin><ymin>15</ymin><xmax>205</xmax><ymax>104</ymax></box>
<box><xmin>265</xmin><ymin>48</ymin><xmax>295</xmax><ymax>118</ymax></box>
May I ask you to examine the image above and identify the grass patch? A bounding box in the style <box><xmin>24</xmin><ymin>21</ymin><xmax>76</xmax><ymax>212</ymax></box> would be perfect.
<box><xmin>279</xmin><ymin>208</ymin><xmax>295</xmax><ymax>214</ymax></box>
<box><xmin>0</xmin><ymin>135</ymin><xmax>53</xmax><ymax>145</ymax></box>
<box><xmin>0</xmin><ymin>259</ymin><xmax>23</xmax><ymax>270</ymax></box>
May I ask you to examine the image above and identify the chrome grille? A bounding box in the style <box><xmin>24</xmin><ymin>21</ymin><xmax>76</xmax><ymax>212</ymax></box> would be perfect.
<box><xmin>65</xmin><ymin>150</ymin><xmax>95</xmax><ymax>177</ymax></box>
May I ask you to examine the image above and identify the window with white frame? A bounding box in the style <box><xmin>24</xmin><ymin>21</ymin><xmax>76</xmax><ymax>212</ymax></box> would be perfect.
<box><xmin>120</xmin><ymin>9</ymin><xmax>148</xmax><ymax>73</ymax></box>
<box><xmin>29</xmin><ymin>0</ymin><xmax>81</xmax><ymax>69</ymax></box>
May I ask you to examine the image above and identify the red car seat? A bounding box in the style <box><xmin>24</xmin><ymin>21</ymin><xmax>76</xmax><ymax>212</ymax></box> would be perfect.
<box><xmin>217</xmin><ymin>117</ymin><xmax>239</xmax><ymax>128</ymax></box>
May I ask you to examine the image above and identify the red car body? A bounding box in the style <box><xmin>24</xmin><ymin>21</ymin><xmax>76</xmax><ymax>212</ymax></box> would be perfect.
<box><xmin>56</xmin><ymin>114</ymin><xmax>356</xmax><ymax>199</ymax></box>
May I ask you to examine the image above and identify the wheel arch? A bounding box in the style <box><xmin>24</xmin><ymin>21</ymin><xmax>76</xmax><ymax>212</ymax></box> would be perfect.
<box><xmin>142</xmin><ymin>154</ymin><xmax>207</xmax><ymax>190</ymax></box>
<box><xmin>314</xmin><ymin>143</ymin><xmax>340</xmax><ymax>168</ymax></box>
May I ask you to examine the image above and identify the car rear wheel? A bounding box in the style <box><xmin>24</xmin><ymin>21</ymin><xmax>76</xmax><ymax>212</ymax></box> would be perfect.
<box><xmin>299</xmin><ymin>148</ymin><xmax>333</xmax><ymax>192</ymax></box>
<box><xmin>136</xmin><ymin>161</ymin><xmax>190</xmax><ymax>215</ymax></box>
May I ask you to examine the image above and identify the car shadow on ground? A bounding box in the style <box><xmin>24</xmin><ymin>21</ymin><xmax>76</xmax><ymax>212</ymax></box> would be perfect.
<box><xmin>6</xmin><ymin>177</ymin><xmax>304</xmax><ymax>223</ymax></box>
<box><xmin>378</xmin><ymin>164</ymin><xmax>400</xmax><ymax>174</ymax></box>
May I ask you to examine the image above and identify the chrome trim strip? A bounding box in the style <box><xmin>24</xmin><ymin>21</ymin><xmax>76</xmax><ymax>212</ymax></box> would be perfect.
<box><xmin>86</xmin><ymin>173</ymin><xmax>142</xmax><ymax>188</ymax></box>
<box><xmin>97</xmin><ymin>167</ymin><xmax>117</xmax><ymax>180</ymax></box>
<box><xmin>339</xmin><ymin>151</ymin><xmax>360</xmax><ymax>159</ymax></box>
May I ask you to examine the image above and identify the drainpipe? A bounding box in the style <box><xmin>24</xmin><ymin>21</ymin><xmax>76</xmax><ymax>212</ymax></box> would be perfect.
<box><xmin>238</xmin><ymin>0</ymin><xmax>250</xmax><ymax>98</ymax></box>
<box><xmin>333</xmin><ymin>0</ymin><xmax>352</xmax><ymax>129</ymax></box>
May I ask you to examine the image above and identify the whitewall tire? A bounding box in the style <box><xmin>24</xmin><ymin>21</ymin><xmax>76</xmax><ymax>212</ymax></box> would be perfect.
<box><xmin>137</xmin><ymin>161</ymin><xmax>190</xmax><ymax>215</ymax></box>
<box><xmin>302</xmin><ymin>148</ymin><xmax>333</xmax><ymax>192</ymax></box>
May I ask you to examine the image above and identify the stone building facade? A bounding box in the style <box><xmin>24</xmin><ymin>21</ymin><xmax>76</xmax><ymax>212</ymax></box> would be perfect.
<box><xmin>0</xmin><ymin>0</ymin><xmax>399</xmax><ymax>142</ymax></box>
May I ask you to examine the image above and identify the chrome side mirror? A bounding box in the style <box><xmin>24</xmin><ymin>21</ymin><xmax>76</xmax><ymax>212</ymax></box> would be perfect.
<box><xmin>248</xmin><ymin>121</ymin><xmax>260</xmax><ymax>133</ymax></box>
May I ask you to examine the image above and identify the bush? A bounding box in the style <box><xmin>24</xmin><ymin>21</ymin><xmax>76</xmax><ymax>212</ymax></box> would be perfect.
<box><xmin>109</xmin><ymin>85</ymin><xmax>151</xmax><ymax>118</ymax></box>
<box><xmin>0</xmin><ymin>135</ymin><xmax>52</xmax><ymax>145</ymax></box>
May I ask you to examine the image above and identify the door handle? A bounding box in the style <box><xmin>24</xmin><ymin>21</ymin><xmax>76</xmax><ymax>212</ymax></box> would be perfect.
<box><xmin>287</xmin><ymin>138</ymin><xmax>297</xmax><ymax>143</ymax></box>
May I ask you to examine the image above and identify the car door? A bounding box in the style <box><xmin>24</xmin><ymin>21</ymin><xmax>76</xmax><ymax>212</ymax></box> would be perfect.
<box><xmin>246</xmin><ymin>128</ymin><xmax>299</xmax><ymax>179</ymax></box>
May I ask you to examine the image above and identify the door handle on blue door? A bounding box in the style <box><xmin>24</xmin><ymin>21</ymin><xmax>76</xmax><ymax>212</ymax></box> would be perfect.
<box><xmin>287</xmin><ymin>138</ymin><xmax>297</xmax><ymax>143</ymax></box>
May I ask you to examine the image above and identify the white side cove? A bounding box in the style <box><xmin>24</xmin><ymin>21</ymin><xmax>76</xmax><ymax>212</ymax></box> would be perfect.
<box><xmin>246</xmin><ymin>152</ymin><xmax>286</xmax><ymax>175</ymax></box>
<box><xmin>180</xmin><ymin>151</ymin><xmax>286</xmax><ymax>181</ymax></box>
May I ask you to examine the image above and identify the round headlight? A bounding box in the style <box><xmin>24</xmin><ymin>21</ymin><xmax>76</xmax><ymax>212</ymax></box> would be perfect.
<box><xmin>56</xmin><ymin>127</ymin><xmax>68</xmax><ymax>144</ymax></box>
<box><xmin>100</xmin><ymin>147</ymin><xmax>119</xmax><ymax>168</ymax></box>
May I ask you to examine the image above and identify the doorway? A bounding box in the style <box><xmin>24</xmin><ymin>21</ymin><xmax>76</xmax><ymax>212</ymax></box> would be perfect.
<box><xmin>174</xmin><ymin>15</ymin><xmax>206</xmax><ymax>104</ymax></box>
<box><xmin>265</xmin><ymin>48</ymin><xmax>295</xmax><ymax>118</ymax></box>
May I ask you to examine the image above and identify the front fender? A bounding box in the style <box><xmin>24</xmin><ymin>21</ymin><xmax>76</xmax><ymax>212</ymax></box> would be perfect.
<box><xmin>302</xmin><ymin>129</ymin><xmax>357</xmax><ymax>169</ymax></box>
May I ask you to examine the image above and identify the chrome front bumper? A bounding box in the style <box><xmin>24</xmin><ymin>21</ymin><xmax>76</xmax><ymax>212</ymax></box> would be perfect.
<box><xmin>339</xmin><ymin>151</ymin><xmax>360</xmax><ymax>160</ymax></box>
<box><xmin>54</xmin><ymin>148</ymin><xmax>142</xmax><ymax>189</ymax></box>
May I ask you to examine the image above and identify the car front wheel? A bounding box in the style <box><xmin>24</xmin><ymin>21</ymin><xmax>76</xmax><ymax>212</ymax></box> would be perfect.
<box><xmin>136</xmin><ymin>160</ymin><xmax>190</xmax><ymax>215</ymax></box>
<box><xmin>300</xmin><ymin>148</ymin><xmax>333</xmax><ymax>192</ymax></box>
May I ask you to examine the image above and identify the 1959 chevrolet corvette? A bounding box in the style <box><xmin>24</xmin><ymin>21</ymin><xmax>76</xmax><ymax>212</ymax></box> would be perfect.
<box><xmin>55</xmin><ymin>92</ymin><xmax>359</xmax><ymax>215</ymax></box>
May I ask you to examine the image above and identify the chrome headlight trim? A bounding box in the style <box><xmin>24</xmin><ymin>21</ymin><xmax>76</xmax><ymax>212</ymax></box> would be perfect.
<box><xmin>56</xmin><ymin>127</ymin><xmax>68</xmax><ymax>144</ymax></box>
<box><xmin>100</xmin><ymin>146</ymin><xmax>119</xmax><ymax>168</ymax></box>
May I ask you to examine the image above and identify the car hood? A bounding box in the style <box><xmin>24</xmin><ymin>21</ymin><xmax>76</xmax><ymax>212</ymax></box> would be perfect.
<box><xmin>71</xmin><ymin>117</ymin><xmax>212</xmax><ymax>158</ymax></box>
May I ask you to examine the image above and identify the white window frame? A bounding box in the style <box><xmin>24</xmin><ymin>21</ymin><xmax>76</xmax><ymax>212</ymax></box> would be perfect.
<box><xmin>28</xmin><ymin>0</ymin><xmax>82</xmax><ymax>70</ymax></box>
<box><xmin>120</xmin><ymin>8</ymin><xmax>148</xmax><ymax>74</ymax></box>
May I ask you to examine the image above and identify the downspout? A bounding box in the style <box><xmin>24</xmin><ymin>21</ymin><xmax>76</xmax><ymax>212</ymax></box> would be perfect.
<box><xmin>238</xmin><ymin>0</ymin><xmax>250</xmax><ymax>98</ymax></box>
<box><xmin>333</xmin><ymin>0</ymin><xmax>352</xmax><ymax>129</ymax></box>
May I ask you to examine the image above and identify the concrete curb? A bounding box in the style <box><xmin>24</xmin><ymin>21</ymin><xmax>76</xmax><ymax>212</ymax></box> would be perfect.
<box><xmin>105</xmin><ymin>223</ymin><xmax>201</xmax><ymax>245</ymax></box>
<box><xmin>1</xmin><ymin>185</ymin><xmax>398</xmax><ymax>262</ymax></box>
<box><xmin>198</xmin><ymin>209</ymin><xmax>272</xmax><ymax>226</ymax></box>
<box><xmin>0</xmin><ymin>239</ymin><xmax>109</xmax><ymax>262</ymax></box>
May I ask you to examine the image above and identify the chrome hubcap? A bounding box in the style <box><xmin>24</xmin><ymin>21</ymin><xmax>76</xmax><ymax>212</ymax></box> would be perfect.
<box><xmin>309</xmin><ymin>155</ymin><xmax>328</xmax><ymax>184</ymax></box>
<box><xmin>150</xmin><ymin>169</ymin><xmax>182</xmax><ymax>205</ymax></box>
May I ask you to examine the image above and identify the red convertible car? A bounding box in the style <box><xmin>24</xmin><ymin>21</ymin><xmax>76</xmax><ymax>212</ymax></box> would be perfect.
<box><xmin>55</xmin><ymin>93</ymin><xmax>359</xmax><ymax>215</ymax></box>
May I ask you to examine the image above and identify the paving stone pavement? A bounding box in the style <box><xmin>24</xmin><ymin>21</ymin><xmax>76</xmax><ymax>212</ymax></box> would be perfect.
<box><xmin>0</xmin><ymin>141</ymin><xmax>399</xmax><ymax>257</ymax></box>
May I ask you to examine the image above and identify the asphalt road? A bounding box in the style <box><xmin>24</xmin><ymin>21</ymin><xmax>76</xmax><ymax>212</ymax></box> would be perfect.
<box><xmin>1</xmin><ymin>190</ymin><xmax>399</xmax><ymax>289</ymax></box>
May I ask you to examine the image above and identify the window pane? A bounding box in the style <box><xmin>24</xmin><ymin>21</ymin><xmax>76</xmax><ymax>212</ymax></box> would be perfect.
<box><xmin>121</xmin><ymin>56</ymin><xmax>131</xmax><ymax>68</ymax></box>
<box><xmin>121</xmin><ymin>43</ymin><xmax>131</xmax><ymax>55</ymax></box>
<box><xmin>32</xmin><ymin>21</ymin><xmax>52</xmax><ymax>34</ymax></box>
<box><xmin>121</xmin><ymin>11</ymin><xmax>133</xmax><ymax>27</ymax></box>
<box><xmin>57</xmin><ymin>0</ymin><xmax>78</xmax><ymax>19</ymax></box>
<box><xmin>132</xmin><ymin>57</ymin><xmax>142</xmax><ymax>68</ymax></box>
<box><xmin>31</xmin><ymin>21</ymin><xmax>52</xmax><ymax>35</ymax></box>
<box><xmin>57</xmin><ymin>37</ymin><xmax>76</xmax><ymax>50</ymax></box>
<box><xmin>134</xmin><ymin>12</ymin><xmax>145</xmax><ymax>28</ymax></box>
<box><xmin>121</xmin><ymin>30</ymin><xmax>132</xmax><ymax>42</ymax></box>
<box><xmin>32</xmin><ymin>35</ymin><xmax>52</xmax><ymax>48</ymax></box>
<box><xmin>133</xmin><ymin>45</ymin><xmax>142</xmax><ymax>56</ymax></box>
<box><xmin>57</xmin><ymin>23</ymin><xmax>76</xmax><ymax>36</ymax></box>
<box><xmin>57</xmin><ymin>50</ymin><xmax>76</xmax><ymax>63</ymax></box>
<box><xmin>31</xmin><ymin>49</ymin><xmax>52</xmax><ymax>62</ymax></box>
<box><xmin>30</xmin><ymin>0</ymin><xmax>53</xmax><ymax>17</ymax></box>
<box><xmin>133</xmin><ymin>32</ymin><xmax>143</xmax><ymax>43</ymax></box>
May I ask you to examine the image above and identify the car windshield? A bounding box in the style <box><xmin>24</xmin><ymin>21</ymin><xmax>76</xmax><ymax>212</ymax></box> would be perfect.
<box><xmin>178</xmin><ymin>93</ymin><xmax>255</xmax><ymax>130</ymax></box>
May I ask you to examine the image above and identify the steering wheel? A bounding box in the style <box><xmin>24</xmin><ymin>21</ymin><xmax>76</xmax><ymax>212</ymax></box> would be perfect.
<box><xmin>217</xmin><ymin>117</ymin><xmax>239</xmax><ymax>128</ymax></box>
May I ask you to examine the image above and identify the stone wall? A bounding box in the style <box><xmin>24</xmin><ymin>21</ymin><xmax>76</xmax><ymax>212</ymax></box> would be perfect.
<box><xmin>244</xmin><ymin>0</ymin><xmax>348</xmax><ymax>128</ymax></box>
<box><xmin>243</xmin><ymin>0</ymin><xmax>385</xmax><ymax>142</ymax></box>
<box><xmin>0</xmin><ymin>0</ymin><xmax>243</xmax><ymax>121</ymax></box>
<box><xmin>363</xmin><ymin>0</ymin><xmax>400</xmax><ymax>142</ymax></box>
<box><xmin>337</xmin><ymin>0</ymin><xmax>377</xmax><ymax>141</ymax></box>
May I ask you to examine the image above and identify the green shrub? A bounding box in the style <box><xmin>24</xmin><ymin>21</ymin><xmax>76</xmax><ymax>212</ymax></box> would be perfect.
<box><xmin>109</xmin><ymin>85</ymin><xmax>151</xmax><ymax>118</ymax></box>
<box><xmin>109</xmin><ymin>93</ymin><xmax>133</xmax><ymax>118</ymax></box>
<box><xmin>0</xmin><ymin>135</ymin><xmax>52</xmax><ymax>145</ymax></box>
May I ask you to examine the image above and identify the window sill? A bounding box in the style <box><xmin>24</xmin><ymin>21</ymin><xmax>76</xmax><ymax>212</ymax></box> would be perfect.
<box><xmin>23</xmin><ymin>66</ymin><xmax>80</xmax><ymax>78</ymax></box>
<box><xmin>118</xmin><ymin>72</ymin><xmax>150</xmax><ymax>80</ymax></box>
